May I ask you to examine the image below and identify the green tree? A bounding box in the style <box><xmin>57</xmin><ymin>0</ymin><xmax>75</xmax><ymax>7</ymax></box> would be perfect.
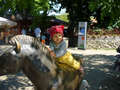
<box><xmin>56</xmin><ymin>13</ymin><xmax>69</xmax><ymax>22</ymax></box>
<box><xmin>0</xmin><ymin>0</ymin><xmax>50</xmax><ymax>30</ymax></box>
<box><xmin>50</xmin><ymin>0</ymin><xmax>92</xmax><ymax>37</ymax></box>
<box><xmin>0</xmin><ymin>0</ymin><xmax>50</xmax><ymax>16</ymax></box>
<box><xmin>89</xmin><ymin>0</ymin><xmax>120</xmax><ymax>28</ymax></box>
<box><xmin>50</xmin><ymin>0</ymin><xmax>120</xmax><ymax>32</ymax></box>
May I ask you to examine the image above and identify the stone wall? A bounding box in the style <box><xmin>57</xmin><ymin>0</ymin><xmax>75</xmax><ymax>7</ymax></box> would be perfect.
<box><xmin>87</xmin><ymin>36</ymin><xmax>120</xmax><ymax>49</ymax></box>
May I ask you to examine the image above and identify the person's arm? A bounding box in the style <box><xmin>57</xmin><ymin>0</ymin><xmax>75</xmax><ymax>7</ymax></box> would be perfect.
<box><xmin>46</xmin><ymin>47</ymin><xmax>56</xmax><ymax>58</ymax></box>
<box><xmin>47</xmin><ymin>42</ymin><xmax>56</xmax><ymax>58</ymax></box>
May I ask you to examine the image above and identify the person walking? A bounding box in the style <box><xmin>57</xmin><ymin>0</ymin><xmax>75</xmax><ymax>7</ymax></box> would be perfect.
<box><xmin>34</xmin><ymin>27</ymin><xmax>41</xmax><ymax>41</ymax></box>
<box><xmin>21</xmin><ymin>28</ymin><xmax>26</xmax><ymax>35</ymax></box>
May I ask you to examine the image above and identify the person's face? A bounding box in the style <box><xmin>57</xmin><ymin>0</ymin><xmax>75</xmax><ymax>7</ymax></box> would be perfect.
<box><xmin>52</xmin><ymin>33</ymin><xmax>63</xmax><ymax>45</ymax></box>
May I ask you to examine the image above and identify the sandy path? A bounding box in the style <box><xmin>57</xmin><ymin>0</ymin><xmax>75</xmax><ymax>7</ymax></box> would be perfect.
<box><xmin>68</xmin><ymin>49</ymin><xmax>119</xmax><ymax>90</ymax></box>
<box><xmin>67</xmin><ymin>48</ymin><xmax>118</xmax><ymax>55</ymax></box>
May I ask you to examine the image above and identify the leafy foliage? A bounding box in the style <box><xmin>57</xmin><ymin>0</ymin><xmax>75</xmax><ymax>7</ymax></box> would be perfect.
<box><xmin>50</xmin><ymin>0</ymin><xmax>120</xmax><ymax>32</ymax></box>
<box><xmin>55</xmin><ymin>13</ymin><xmax>69</xmax><ymax>22</ymax></box>
<box><xmin>0</xmin><ymin>0</ymin><xmax>120</xmax><ymax>34</ymax></box>
<box><xmin>89</xmin><ymin>0</ymin><xmax>120</xmax><ymax>28</ymax></box>
<box><xmin>50</xmin><ymin>0</ymin><xmax>92</xmax><ymax>37</ymax></box>
<box><xmin>0</xmin><ymin>0</ymin><xmax>51</xmax><ymax>31</ymax></box>
<box><xmin>0</xmin><ymin>0</ymin><xmax>50</xmax><ymax>16</ymax></box>
<box><xmin>87</xmin><ymin>28</ymin><xmax>120</xmax><ymax>36</ymax></box>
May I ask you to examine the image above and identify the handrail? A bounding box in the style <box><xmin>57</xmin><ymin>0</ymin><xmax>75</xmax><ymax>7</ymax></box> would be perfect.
<box><xmin>0</xmin><ymin>45</ymin><xmax>15</xmax><ymax>56</ymax></box>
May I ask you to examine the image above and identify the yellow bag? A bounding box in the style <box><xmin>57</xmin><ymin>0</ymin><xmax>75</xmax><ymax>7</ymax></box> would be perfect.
<box><xmin>55</xmin><ymin>51</ymin><xmax>80</xmax><ymax>72</ymax></box>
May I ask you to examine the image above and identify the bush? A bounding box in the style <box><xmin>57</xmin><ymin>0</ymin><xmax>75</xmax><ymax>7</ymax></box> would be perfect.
<box><xmin>87</xmin><ymin>28</ymin><xmax>120</xmax><ymax>36</ymax></box>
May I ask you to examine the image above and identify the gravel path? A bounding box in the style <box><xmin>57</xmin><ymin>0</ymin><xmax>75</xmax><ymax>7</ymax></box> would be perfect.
<box><xmin>0</xmin><ymin>49</ymin><xmax>120</xmax><ymax>90</ymax></box>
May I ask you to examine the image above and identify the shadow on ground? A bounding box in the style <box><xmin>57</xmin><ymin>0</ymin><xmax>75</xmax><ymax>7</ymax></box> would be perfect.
<box><xmin>0</xmin><ymin>54</ymin><xmax>120</xmax><ymax>90</ymax></box>
<box><xmin>73</xmin><ymin>54</ymin><xmax>120</xmax><ymax>90</ymax></box>
<box><xmin>0</xmin><ymin>72</ymin><xmax>34</xmax><ymax>90</ymax></box>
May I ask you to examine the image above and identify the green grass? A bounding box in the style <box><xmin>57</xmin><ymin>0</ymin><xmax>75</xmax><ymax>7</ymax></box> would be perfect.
<box><xmin>55</xmin><ymin>13</ymin><xmax>69</xmax><ymax>22</ymax></box>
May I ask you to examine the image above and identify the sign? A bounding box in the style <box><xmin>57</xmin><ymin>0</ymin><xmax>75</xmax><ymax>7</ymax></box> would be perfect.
<box><xmin>78</xmin><ymin>22</ymin><xmax>87</xmax><ymax>49</ymax></box>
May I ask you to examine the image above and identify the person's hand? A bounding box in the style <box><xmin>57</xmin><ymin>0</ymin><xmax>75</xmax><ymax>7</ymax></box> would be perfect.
<box><xmin>77</xmin><ymin>66</ymin><xmax>84</xmax><ymax>78</ymax></box>
<box><xmin>79</xmin><ymin>66</ymin><xmax>84</xmax><ymax>72</ymax></box>
<box><xmin>50</xmin><ymin>51</ymin><xmax>56</xmax><ymax>58</ymax></box>
<box><xmin>46</xmin><ymin>46</ymin><xmax>51</xmax><ymax>52</ymax></box>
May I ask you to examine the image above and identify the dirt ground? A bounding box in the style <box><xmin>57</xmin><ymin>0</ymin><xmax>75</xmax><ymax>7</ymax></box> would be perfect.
<box><xmin>0</xmin><ymin>49</ymin><xmax>120</xmax><ymax>90</ymax></box>
<box><xmin>69</xmin><ymin>48</ymin><xmax>120</xmax><ymax>90</ymax></box>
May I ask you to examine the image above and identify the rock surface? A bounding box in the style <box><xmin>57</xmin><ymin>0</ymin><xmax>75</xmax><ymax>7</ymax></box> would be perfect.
<box><xmin>87</xmin><ymin>36</ymin><xmax>120</xmax><ymax>49</ymax></box>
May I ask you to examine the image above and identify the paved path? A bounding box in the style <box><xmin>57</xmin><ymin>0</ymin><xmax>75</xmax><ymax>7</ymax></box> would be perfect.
<box><xmin>68</xmin><ymin>48</ymin><xmax>119</xmax><ymax>90</ymax></box>
<box><xmin>68</xmin><ymin>48</ymin><xmax>118</xmax><ymax>55</ymax></box>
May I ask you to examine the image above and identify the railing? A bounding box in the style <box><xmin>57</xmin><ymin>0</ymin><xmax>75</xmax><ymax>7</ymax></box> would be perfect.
<box><xmin>0</xmin><ymin>45</ymin><xmax>15</xmax><ymax>56</ymax></box>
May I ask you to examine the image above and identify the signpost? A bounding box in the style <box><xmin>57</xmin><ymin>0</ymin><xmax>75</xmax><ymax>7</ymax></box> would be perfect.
<box><xmin>78</xmin><ymin>22</ymin><xmax>87</xmax><ymax>50</ymax></box>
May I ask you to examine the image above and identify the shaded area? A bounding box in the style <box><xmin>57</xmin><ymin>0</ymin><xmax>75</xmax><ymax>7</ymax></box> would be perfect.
<box><xmin>0</xmin><ymin>72</ymin><xmax>34</xmax><ymax>90</ymax></box>
<box><xmin>74</xmin><ymin>54</ymin><xmax>120</xmax><ymax>90</ymax></box>
<box><xmin>0</xmin><ymin>54</ymin><xmax>120</xmax><ymax>90</ymax></box>
<box><xmin>98</xmin><ymin>73</ymin><xmax>120</xmax><ymax>90</ymax></box>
